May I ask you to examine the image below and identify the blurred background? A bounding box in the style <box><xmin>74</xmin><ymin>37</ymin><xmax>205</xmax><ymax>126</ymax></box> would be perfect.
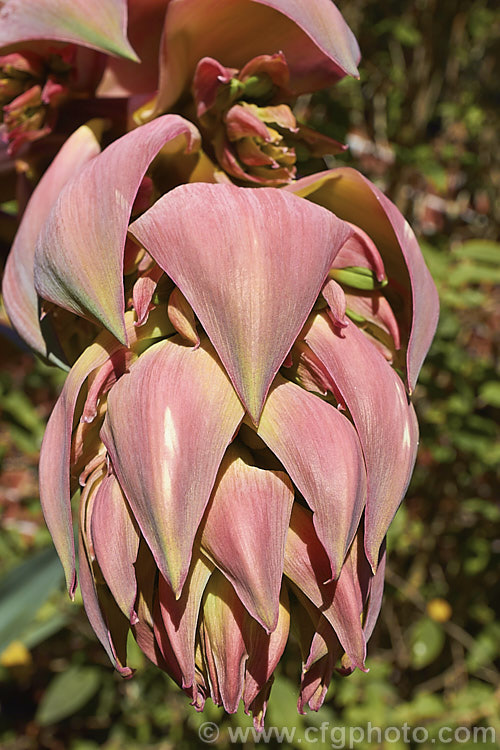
<box><xmin>0</xmin><ymin>0</ymin><xmax>498</xmax><ymax>747</ymax></box>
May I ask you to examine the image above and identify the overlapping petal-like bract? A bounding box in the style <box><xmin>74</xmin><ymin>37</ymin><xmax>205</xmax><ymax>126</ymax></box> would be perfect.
<box><xmin>257</xmin><ymin>376</ymin><xmax>366</xmax><ymax>579</ymax></box>
<box><xmin>38</xmin><ymin>308</ymin><xmax>175</xmax><ymax>596</ymax></box>
<box><xmin>101</xmin><ymin>336</ymin><xmax>246</xmax><ymax>595</ymax></box>
<box><xmin>288</xmin><ymin>168</ymin><xmax>440</xmax><ymax>392</ymax></box>
<box><xmin>0</xmin><ymin>0</ymin><xmax>169</xmax><ymax>156</ymax></box>
<box><xmin>128</xmin><ymin>183</ymin><xmax>353</xmax><ymax>421</ymax></box>
<box><xmin>33</xmin><ymin>115</ymin><xmax>200</xmax><ymax>343</ymax></box>
<box><xmin>304</xmin><ymin>313</ymin><xmax>419</xmax><ymax>571</ymax></box>
<box><xmin>200</xmin><ymin>443</ymin><xmax>294</xmax><ymax>632</ymax></box>
<box><xmin>2</xmin><ymin>121</ymin><xmax>101</xmax><ymax>359</ymax></box>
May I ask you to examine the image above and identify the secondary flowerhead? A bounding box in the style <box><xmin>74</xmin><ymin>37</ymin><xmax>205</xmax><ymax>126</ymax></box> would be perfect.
<box><xmin>192</xmin><ymin>54</ymin><xmax>345</xmax><ymax>185</ymax></box>
<box><xmin>0</xmin><ymin>0</ymin><xmax>140</xmax><ymax>153</ymax></box>
<box><xmin>0</xmin><ymin>47</ymin><xmax>90</xmax><ymax>153</ymax></box>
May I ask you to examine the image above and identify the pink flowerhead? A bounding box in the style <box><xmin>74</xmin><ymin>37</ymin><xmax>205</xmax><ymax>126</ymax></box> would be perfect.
<box><xmin>2</xmin><ymin>118</ymin><xmax>438</xmax><ymax>723</ymax></box>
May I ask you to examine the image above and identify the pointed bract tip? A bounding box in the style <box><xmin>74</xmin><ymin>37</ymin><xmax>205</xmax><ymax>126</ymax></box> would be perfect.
<box><xmin>110</xmin><ymin>41</ymin><xmax>140</xmax><ymax>64</ymax></box>
<box><xmin>117</xmin><ymin>665</ymin><xmax>135</xmax><ymax>679</ymax></box>
<box><xmin>0</xmin><ymin>0</ymin><xmax>140</xmax><ymax>63</ymax></box>
<box><xmin>258</xmin><ymin>609</ymin><xmax>279</xmax><ymax>636</ymax></box>
<box><xmin>365</xmin><ymin>539</ymin><xmax>380</xmax><ymax>576</ymax></box>
<box><xmin>168</xmin><ymin>565</ymin><xmax>189</xmax><ymax>602</ymax></box>
<box><xmin>114</xmin><ymin>325</ymin><xmax>129</xmax><ymax>349</ymax></box>
<box><xmin>367</xmin><ymin>554</ymin><xmax>378</xmax><ymax>576</ymax></box>
<box><xmin>68</xmin><ymin>571</ymin><xmax>78</xmax><ymax>601</ymax></box>
<box><xmin>247</xmin><ymin>406</ymin><xmax>263</xmax><ymax>429</ymax></box>
<box><xmin>100</xmin><ymin>311</ymin><xmax>129</xmax><ymax>348</ymax></box>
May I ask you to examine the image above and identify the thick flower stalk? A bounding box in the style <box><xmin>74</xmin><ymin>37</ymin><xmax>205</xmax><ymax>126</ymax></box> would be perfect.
<box><xmin>2</xmin><ymin>111</ymin><xmax>438</xmax><ymax>723</ymax></box>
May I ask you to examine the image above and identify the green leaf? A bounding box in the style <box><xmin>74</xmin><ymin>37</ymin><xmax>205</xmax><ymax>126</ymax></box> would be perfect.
<box><xmin>409</xmin><ymin>617</ymin><xmax>445</xmax><ymax>669</ymax></box>
<box><xmin>266</xmin><ymin>677</ymin><xmax>311</xmax><ymax>747</ymax></box>
<box><xmin>479</xmin><ymin>381</ymin><xmax>500</xmax><ymax>408</ymax></box>
<box><xmin>463</xmin><ymin>498</ymin><xmax>500</xmax><ymax>522</ymax></box>
<box><xmin>23</xmin><ymin>612</ymin><xmax>70</xmax><ymax>650</ymax></box>
<box><xmin>0</xmin><ymin>200</ymin><xmax>17</xmax><ymax>216</ymax></box>
<box><xmin>452</xmin><ymin>240</ymin><xmax>500</xmax><ymax>265</ymax></box>
<box><xmin>0</xmin><ymin>388</ymin><xmax>45</xmax><ymax>439</ymax></box>
<box><xmin>36</xmin><ymin>666</ymin><xmax>101</xmax><ymax>725</ymax></box>
<box><xmin>393</xmin><ymin>21</ymin><xmax>422</xmax><ymax>46</ymax></box>
<box><xmin>466</xmin><ymin>623</ymin><xmax>500</xmax><ymax>672</ymax></box>
<box><xmin>0</xmin><ymin>546</ymin><xmax>64</xmax><ymax>654</ymax></box>
<box><xmin>448</xmin><ymin>264</ymin><xmax>500</xmax><ymax>287</ymax></box>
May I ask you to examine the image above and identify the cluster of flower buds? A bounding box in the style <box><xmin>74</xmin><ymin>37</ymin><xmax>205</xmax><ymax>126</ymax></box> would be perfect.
<box><xmin>1</xmin><ymin>0</ymin><xmax>438</xmax><ymax>728</ymax></box>
<box><xmin>192</xmin><ymin>53</ymin><xmax>345</xmax><ymax>185</ymax></box>
<box><xmin>0</xmin><ymin>48</ymin><xmax>78</xmax><ymax>154</ymax></box>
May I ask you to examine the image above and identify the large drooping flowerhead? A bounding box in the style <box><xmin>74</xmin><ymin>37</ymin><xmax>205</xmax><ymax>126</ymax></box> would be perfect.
<box><xmin>1</xmin><ymin>115</ymin><xmax>438</xmax><ymax>723</ymax></box>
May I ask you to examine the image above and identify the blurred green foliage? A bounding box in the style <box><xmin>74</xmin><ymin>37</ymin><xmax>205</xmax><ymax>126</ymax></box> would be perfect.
<box><xmin>0</xmin><ymin>0</ymin><xmax>498</xmax><ymax>747</ymax></box>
